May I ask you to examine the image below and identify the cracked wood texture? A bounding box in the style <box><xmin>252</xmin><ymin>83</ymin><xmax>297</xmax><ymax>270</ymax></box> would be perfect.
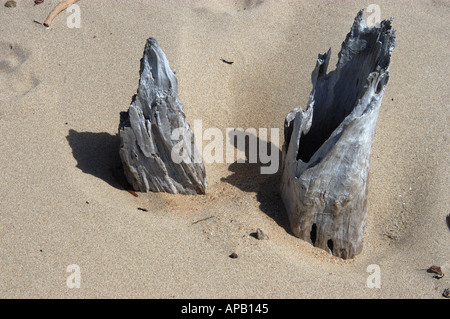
<box><xmin>119</xmin><ymin>38</ymin><xmax>207</xmax><ymax>195</ymax></box>
<box><xmin>280</xmin><ymin>11</ymin><xmax>396</xmax><ymax>259</ymax></box>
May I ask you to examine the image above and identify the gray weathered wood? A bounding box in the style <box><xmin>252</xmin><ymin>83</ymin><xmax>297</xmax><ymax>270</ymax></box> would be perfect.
<box><xmin>119</xmin><ymin>38</ymin><xmax>207</xmax><ymax>195</ymax></box>
<box><xmin>280</xmin><ymin>10</ymin><xmax>396</xmax><ymax>258</ymax></box>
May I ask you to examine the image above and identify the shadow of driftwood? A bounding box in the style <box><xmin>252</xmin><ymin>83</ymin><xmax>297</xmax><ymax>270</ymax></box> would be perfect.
<box><xmin>66</xmin><ymin>129</ymin><xmax>124</xmax><ymax>190</ymax></box>
<box><xmin>220</xmin><ymin>129</ymin><xmax>291</xmax><ymax>234</ymax></box>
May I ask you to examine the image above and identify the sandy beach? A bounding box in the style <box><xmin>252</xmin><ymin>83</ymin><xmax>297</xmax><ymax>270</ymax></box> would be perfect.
<box><xmin>0</xmin><ymin>0</ymin><xmax>448</xmax><ymax>299</ymax></box>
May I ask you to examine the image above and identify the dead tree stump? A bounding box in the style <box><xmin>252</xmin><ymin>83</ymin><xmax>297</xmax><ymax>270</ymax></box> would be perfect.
<box><xmin>119</xmin><ymin>38</ymin><xmax>207</xmax><ymax>195</ymax></box>
<box><xmin>280</xmin><ymin>10</ymin><xmax>396</xmax><ymax>259</ymax></box>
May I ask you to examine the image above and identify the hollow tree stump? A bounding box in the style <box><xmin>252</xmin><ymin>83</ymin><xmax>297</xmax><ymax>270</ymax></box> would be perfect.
<box><xmin>119</xmin><ymin>38</ymin><xmax>207</xmax><ymax>195</ymax></box>
<box><xmin>280</xmin><ymin>10</ymin><xmax>396</xmax><ymax>259</ymax></box>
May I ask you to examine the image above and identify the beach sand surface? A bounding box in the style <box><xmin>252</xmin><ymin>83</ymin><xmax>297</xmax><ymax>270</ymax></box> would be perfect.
<box><xmin>0</xmin><ymin>0</ymin><xmax>448</xmax><ymax>298</ymax></box>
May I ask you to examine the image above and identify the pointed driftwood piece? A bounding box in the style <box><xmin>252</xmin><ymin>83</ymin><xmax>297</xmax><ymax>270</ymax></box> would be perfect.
<box><xmin>119</xmin><ymin>38</ymin><xmax>207</xmax><ymax>195</ymax></box>
<box><xmin>280</xmin><ymin>10</ymin><xmax>396</xmax><ymax>259</ymax></box>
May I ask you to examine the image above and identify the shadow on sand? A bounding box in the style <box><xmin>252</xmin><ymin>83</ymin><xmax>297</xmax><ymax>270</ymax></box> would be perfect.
<box><xmin>220</xmin><ymin>129</ymin><xmax>291</xmax><ymax>234</ymax></box>
<box><xmin>66</xmin><ymin>128</ymin><xmax>291</xmax><ymax>233</ymax></box>
<box><xmin>66</xmin><ymin>129</ymin><xmax>124</xmax><ymax>191</ymax></box>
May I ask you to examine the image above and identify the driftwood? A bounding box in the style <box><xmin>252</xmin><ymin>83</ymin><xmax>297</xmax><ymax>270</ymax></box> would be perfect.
<box><xmin>280</xmin><ymin>10</ymin><xmax>396</xmax><ymax>259</ymax></box>
<box><xmin>119</xmin><ymin>38</ymin><xmax>207</xmax><ymax>195</ymax></box>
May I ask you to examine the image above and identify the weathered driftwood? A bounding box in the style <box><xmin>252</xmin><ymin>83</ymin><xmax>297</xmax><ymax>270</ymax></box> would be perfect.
<box><xmin>280</xmin><ymin>10</ymin><xmax>396</xmax><ymax>259</ymax></box>
<box><xmin>119</xmin><ymin>38</ymin><xmax>207</xmax><ymax>195</ymax></box>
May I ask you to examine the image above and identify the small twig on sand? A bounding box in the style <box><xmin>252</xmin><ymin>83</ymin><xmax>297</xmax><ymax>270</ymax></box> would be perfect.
<box><xmin>220</xmin><ymin>58</ymin><xmax>234</xmax><ymax>65</ymax></box>
<box><xmin>43</xmin><ymin>0</ymin><xmax>79</xmax><ymax>27</ymax></box>
<box><xmin>191</xmin><ymin>216</ymin><xmax>215</xmax><ymax>225</ymax></box>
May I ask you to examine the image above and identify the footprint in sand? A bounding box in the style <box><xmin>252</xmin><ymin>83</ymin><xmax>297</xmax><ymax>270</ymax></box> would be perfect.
<box><xmin>0</xmin><ymin>41</ymin><xmax>39</xmax><ymax>100</ymax></box>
